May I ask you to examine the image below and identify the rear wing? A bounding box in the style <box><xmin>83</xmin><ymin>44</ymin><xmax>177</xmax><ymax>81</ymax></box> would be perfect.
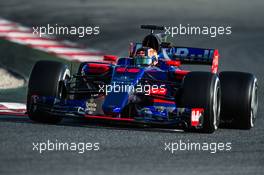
<box><xmin>161</xmin><ymin>47</ymin><xmax>219</xmax><ymax>73</ymax></box>
<box><xmin>129</xmin><ymin>43</ymin><xmax>219</xmax><ymax>74</ymax></box>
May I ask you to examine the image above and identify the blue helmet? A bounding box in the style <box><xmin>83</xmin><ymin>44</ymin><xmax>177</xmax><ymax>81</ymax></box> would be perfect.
<box><xmin>134</xmin><ymin>47</ymin><xmax>158</xmax><ymax>66</ymax></box>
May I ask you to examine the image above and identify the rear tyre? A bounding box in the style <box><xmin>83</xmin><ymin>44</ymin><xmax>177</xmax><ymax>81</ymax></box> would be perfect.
<box><xmin>181</xmin><ymin>72</ymin><xmax>221</xmax><ymax>133</ymax></box>
<box><xmin>27</xmin><ymin>61</ymin><xmax>70</xmax><ymax>124</ymax></box>
<box><xmin>219</xmin><ymin>71</ymin><xmax>258</xmax><ymax>129</ymax></box>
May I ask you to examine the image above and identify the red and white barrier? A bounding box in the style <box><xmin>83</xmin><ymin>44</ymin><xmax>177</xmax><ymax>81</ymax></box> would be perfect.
<box><xmin>0</xmin><ymin>18</ymin><xmax>104</xmax><ymax>62</ymax></box>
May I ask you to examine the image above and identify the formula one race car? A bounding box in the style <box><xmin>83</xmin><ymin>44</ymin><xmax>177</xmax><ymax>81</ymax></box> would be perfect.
<box><xmin>27</xmin><ymin>25</ymin><xmax>258</xmax><ymax>133</ymax></box>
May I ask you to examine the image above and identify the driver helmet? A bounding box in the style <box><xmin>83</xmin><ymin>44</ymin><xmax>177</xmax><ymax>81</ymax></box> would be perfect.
<box><xmin>134</xmin><ymin>47</ymin><xmax>158</xmax><ymax>66</ymax></box>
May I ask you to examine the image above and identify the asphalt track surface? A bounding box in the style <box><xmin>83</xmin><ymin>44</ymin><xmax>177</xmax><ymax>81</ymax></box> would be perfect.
<box><xmin>0</xmin><ymin>0</ymin><xmax>264</xmax><ymax>174</ymax></box>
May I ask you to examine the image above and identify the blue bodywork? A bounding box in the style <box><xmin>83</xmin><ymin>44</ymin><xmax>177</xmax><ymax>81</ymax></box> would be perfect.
<box><xmin>30</xmin><ymin>46</ymin><xmax>215</xmax><ymax>128</ymax></box>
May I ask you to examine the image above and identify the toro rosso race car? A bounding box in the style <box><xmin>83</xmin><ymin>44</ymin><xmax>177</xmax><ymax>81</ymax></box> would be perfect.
<box><xmin>27</xmin><ymin>25</ymin><xmax>258</xmax><ymax>133</ymax></box>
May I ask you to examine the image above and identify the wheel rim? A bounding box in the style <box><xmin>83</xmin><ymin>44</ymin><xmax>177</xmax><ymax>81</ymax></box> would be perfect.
<box><xmin>250</xmin><ymin>78</ymin><xmax>258</xmax><ymax>127</ymax></box>
<box><xmin>58</xmin><ymin>68</ymin><xmax>70</xmax><ymax>99</ymax></box>
<box><xmin>213</xmin><ymin>78</ymin><xmax>221</xmax><ymax>130</ymax></box>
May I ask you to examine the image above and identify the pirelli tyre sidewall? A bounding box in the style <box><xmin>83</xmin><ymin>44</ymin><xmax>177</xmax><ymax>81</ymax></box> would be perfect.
<box><xmin>182</xmin><ymin>72</ymin><xmax>221</xmax><ymax>133</ymax></box>
<box><xmin>219</xmin><ymin>71</ymin><xmax>258</xmax><ymax>129</ymax></box>
<box><xmin>27</xmin><ymin>60</ymin><xmax>70</xmax><ymax>124</ymax></box>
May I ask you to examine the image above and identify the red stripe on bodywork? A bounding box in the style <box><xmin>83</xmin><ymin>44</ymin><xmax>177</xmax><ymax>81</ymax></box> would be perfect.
<box><xmin>84</xmin><ymin>115</ymin><xmax>134</xmax><ymax>121</ymax></box>
<box><xmin>150</xmin><ymin>88</ymin><xmax>167</xmax><ymax>96</ymax></box>
<box><xmin>166</xmin><ymin>60</ymin><xmax>181</xmax><ymax>67</ymax></box>
<box><xmin>127</xmin><ymin>68</ymin><xmax>140</xmax><ymax>73</ymax></box>
<box><xmin>116</xmin><ymin>67</ymin><xmax>126</xmax><ymax>73</ymax></box>
<box><xmin>211</xmin><ymin>49</ymin><xmax>219</xmax><ymax>74</ymax></box>
<box><xmin>116</xmin><ymin>67</ymin><xmax>140</xmax><ymax>73</ymax></box>
<box><xmin>153</xmin><ymin>99</ymin><xmax>175</xmax><ymax>104</ymax></box>
<box><xmin>103</xmin><ymin>55</ymin><xmax>118</xmax><ymax>62</ymax></box>
<box><xmin>175</xmin><ymin>70</ymin><xmax>189</xmax><ymax>75</ymax></box>
<box><xmin>86</xmin><ymin>63</ymin><xmax>110</xmax><ymax>73</ymax></box>
<box><xmin>175</xmin><ymin>70</ymin><xmax>190</xmax><ymax>79</ymax></box>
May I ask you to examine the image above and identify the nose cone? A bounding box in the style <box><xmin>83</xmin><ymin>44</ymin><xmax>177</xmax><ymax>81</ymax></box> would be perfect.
<box><xmin>102</xmin><ymin>92</ymin><xmax>129</xmax><ymax>115</ymax></box>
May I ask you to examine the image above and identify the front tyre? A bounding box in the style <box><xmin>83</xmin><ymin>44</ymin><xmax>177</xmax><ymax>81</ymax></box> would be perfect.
<box><xmin>181</xmin><ymin>72</ymin><xmax>221</xmax><ymax>133</ymax></box>
<box><xmin>27</xmin><ymin>61</ymin><xmax>70</xmax><ymax>124</ymax></box>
